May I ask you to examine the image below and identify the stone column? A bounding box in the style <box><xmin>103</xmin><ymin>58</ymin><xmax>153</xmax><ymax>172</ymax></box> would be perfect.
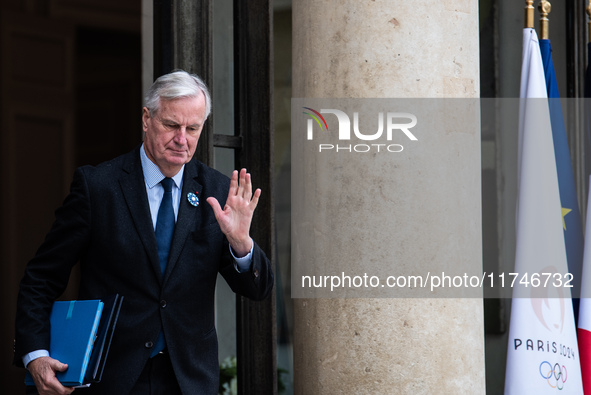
<box><xmin>292</xmin><ymin>1</ymin><xmax>485</xmax><ymax>394</ymax></box>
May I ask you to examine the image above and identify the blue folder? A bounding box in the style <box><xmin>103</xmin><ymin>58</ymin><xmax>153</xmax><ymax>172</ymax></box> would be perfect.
<box><xmin>25</xmin><ymin>299</ymin><xmax>104</xmax><ymax>387</ymax></box>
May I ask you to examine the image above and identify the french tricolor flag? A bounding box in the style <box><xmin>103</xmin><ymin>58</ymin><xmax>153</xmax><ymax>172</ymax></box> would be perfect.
<box><xmin>578</xmin><ymin>44</ymin><xmax>591</xmax><ymax>395</ymax></box>
<box><xmin>578</xmin><ymin>186</ymin><xmax>591</xmax><ymax>395</ymax></box>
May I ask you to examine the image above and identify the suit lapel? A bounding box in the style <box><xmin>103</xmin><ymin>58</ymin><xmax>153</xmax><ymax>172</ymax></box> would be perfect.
<box><xmin>119</xmin><ymin>147</ymin><xmax>162</xmax><ymax>280</ymax></box>
<box><xmin>163</xmin><ymin>160</ymin><xmax>203</xmax><ymax>284</ymax></box>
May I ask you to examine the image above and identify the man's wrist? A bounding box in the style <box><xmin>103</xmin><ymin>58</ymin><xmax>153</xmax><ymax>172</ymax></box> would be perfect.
<box><xmin>23</xmin><ymin>349</ymin><xmax>50</xmax><ymax>369</ymax></box>
<box><xmin>229</xmin><ymin>237</ymin><xmax>253</xmax><ymax>258</ymax></box>
<box><xmin>231</xmin><ymin>238</ymin><xmax>254</xmax><ymax>272</ymax></box>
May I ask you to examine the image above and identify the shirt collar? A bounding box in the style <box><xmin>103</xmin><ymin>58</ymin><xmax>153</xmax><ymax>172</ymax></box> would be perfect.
<box><xmin>140</xmin><ymin>144</ymin><xmax>184</xmax><ymax>190</ymax></box>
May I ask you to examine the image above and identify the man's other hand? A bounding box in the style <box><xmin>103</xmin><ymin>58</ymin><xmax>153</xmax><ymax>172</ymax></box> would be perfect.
<box><xmin>28</xmin><ymin>356</ymin><xmax>74</xmax><ymax>395</ymax></box>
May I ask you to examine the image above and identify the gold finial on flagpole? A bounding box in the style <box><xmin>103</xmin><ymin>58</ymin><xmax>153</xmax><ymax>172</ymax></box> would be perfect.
<box><xmin>538</xmin><ymin>0</ymin><xmax>551</xmax><ymax>39</ymax></box>
<box><xmin>525</xmin><ymin>0</ymin><xmax>534</xmax><ymax>29</ymax></box>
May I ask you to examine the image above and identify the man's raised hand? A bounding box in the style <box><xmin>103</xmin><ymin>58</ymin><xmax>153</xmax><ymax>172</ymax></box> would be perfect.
<box><xmin>206</xmin><ymin>168</ymin><xmax>261</xmax><ymax>257</ymax></box>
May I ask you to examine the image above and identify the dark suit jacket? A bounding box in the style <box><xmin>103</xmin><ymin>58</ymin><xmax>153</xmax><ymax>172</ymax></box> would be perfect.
<box><xmin>14</xmin><ymin>146</ymin><xmax>273</xmax><ymax>394</ymax></box>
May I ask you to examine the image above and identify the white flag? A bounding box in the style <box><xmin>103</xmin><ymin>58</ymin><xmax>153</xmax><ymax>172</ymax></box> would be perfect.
<box><xmin>504</xmin><ymin>28</ymin><xmax>583</xmax><ymax>394</ymax></box>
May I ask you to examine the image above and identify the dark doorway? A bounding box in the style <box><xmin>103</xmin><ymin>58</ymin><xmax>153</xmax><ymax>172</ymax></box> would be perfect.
<box><xmin>0</xmin><ymin>7</ymin><xmax>141</xmax><ymax>392</ymax></box>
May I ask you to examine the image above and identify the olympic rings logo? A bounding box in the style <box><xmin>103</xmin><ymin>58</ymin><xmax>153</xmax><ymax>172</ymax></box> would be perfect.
<box><xmin>539</xmin><ymin>361</ymin><xmax>567</xmax><ymax>390</ymax></box>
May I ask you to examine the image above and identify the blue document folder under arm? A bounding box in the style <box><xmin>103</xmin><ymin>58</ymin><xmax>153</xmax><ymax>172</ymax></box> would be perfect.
<box><xmin>25</xmin><ymin>299</ymin><xmax>104</xmax><ymax>387</ymax></box>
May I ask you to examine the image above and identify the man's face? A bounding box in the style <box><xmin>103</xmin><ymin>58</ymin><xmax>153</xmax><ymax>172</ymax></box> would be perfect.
<box><xmin>142</xmin><ymin>94</ymin><xmax>206</xmax><ymax>177</ymax></box>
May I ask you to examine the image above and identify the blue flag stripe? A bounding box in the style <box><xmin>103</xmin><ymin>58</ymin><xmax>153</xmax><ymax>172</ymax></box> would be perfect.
<box><xmin>539</xmin><ymin>39</ymin><xmax>584</xmax><ymax>309</ymax></box>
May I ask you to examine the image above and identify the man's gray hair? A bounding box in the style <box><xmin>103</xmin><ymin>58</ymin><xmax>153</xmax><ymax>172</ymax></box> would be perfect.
<box><xmin>144</xmin><ymin>70</ymin><xmax>212</xmax><ymax>119</ymax></box>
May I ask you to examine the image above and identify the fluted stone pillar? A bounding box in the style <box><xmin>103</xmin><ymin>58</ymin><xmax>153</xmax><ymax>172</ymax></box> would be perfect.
<box><xmin>292</xmin><ymin>1</ymin><xmax>485</xmax><ymax>394</ymax></box>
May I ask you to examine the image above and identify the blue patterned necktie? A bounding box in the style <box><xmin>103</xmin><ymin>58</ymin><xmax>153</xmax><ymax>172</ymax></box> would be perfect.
<box><xmin>155</xmin><ymin>177</ymin><xmax>175</xmax><ymax>276</ymax></box>
<box><xmin>151</xmin><ymin>177</ymin><xmax>175</xmax><ymax>357</ymax></box>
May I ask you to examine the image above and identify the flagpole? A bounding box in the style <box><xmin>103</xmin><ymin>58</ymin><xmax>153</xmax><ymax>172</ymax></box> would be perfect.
<box><xmin>538</xmin><ymin>0</ymin><xmax>551</xmax><ymax>39</ymax></box>
<box><xmin>525</xmin><ymin>0</ymin><xmax>534</xmax><ymax>29</ymax></box>
<box><xmin>587</xmin><ymin>0</ymin><xmax>591</xmax><ymax>43</ymax></box>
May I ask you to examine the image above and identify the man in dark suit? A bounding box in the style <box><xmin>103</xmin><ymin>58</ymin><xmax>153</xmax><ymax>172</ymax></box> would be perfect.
<box><xmin>14</xmin><ymin>70</ymin><xmax>273</xmax><ymax>395</ymax></box>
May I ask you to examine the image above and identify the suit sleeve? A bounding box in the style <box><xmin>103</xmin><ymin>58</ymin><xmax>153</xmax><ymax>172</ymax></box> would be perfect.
<box><xmin>219</xmin><ymin>239</ymin><xmax>274</xmax><ymax>302</ymax></box>
<box><xmin>13</xmin><ymin>167</ymin><xmax>92</xmax><ymax>366</ymax></box>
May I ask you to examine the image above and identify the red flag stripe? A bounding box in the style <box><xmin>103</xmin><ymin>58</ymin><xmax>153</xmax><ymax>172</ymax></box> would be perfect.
<box><xmin>578</xmin><ymin>328</ymin><xmax>591</xmax><ymax>393</ymax></box>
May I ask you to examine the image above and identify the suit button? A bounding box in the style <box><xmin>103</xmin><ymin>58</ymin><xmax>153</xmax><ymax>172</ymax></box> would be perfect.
<box><xmin>160</xmin><ymin>300</ymin><xmax>167</xmax><ymax>308</ymax></box>
<box><xmin>145</xmin><ymin>341</ymin><xmax>154</xmax><ymax>349</ymax></box>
